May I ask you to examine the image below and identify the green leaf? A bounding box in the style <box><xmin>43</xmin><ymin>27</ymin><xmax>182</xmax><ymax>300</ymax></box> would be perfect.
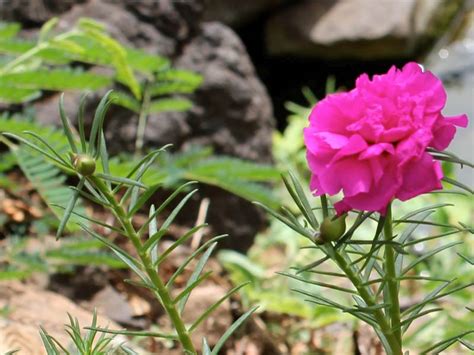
<box><xmin>202</xmin><ymin>339</ymin><xmax>211</xmax><ymax>355</ymax></box>
<box><xmin>56</xmin><ymin>178</ymin><xmax>85</xmax><ymax>238</ymax></box>
<box><xmin>211</xmin><ymin>306</ymin><xmax>258</xmax><ymax>355</ymax></box>
<box><xmin>128</xmin><ymin>184</ymin><xmax>160</xmax><ymax>216</ymax></box>
<box><xmin>77</xmin><ymin>92</ymin><xmax>88</xmax><ymax>153</ymax></box>
<box><xmin>111</xmin><ymin>91</ymin><xmax>140</xmax><ymax>113</ymax></box>
<box><xmin>88</xmin><ymin>90</ymin><xmax>114</xmax><ymax>156</ymax></box>
<box><xmin>38</xmin><ymin>17</ymin><xmax>59</xmax><ymax>43</ymax></box>
<box><xmin>85</xmin><ymin>327</ymin><xmax>176</xmax><ymax>339</ymax></box>
<box><xmin>138</xmin><ymin>181</ymin><xmax>197</xmax><ymax>235</ymax></box>
<box><xmin>150</xmin><ymin>69</ymin><xmax>202</xmax><ymax>96</ymax></box>
<box><xmin>166</xmin><ymin>235</ymin><xmax>227</xmax><ymax>288</ymax></box>
<box><xmin>420</xmin><ymin>330</ymin><xmax>474</xmax><ymax>354</ymax></box>
<box><xmin>81</xmin><ymin>26</ymin><xmax>141</xmax><ymax>98</ymax></box>
<box><xmin>177</xmin><ymin>242</ymin><xmax>217</xmax><ymax>313</ymax></box>
<box><xmin>0</xmin><ymin>69</ymin><xmax>111</xmax><ymax>91</ymax></box>
<box><xmin>282</xmin><ymin>171</ymin><xmax>318</xmax><ymax>229</ymax></box>
<box><xmin>59</xmin><ymin>93</ymin><xmax>78</xmax><ymax>154</ymax></box>
<box><xmin>148</xmin><ymin>98</ymin><xmax>193</xmax><ymax>113</ymax></box>
<box><xmin>401</xmin><ymin>241</ymin><xmax>463</xmax><ymax>275</ymax></box>
<box><xmin>95</xmin><ymin>173</ymin><xmax>147</xmax><ymax>189</ymax></box>
<box><xmin>153</xmin><ymin>222</ymin><xmax>204</xmax><ymax>267</ymax></box>
<box><xmin>79</xmin><ymin>224</ymin><xmax>148</xmax><ymax>284</ymax></box>
<box><xmin>0</xmin><ymin>86</ymin><xmax>41</xmax><ymax>103</ymax></box>
<box><xmin>13</xmin><ymin>147</ymin><xmax>87</xmax><ymax>231</ymax></box>
<box><xmin>279</xmin><ymin>272</ymin><xmax>358</xmax><ymax>294</ymax></box>
<box><xmin>442</xmin><ymin>176</ymin><xmax>474</xmax><ymax>194</ymax></box>
<box><xmin>189</xmin><ymin>282</ymin><xmax>250</xmax><ymax>332</ymax></box>
<box><xmin>0</xmin><ymin>22</ymin><xmax>21</xmax><ymax>39</ymax></box>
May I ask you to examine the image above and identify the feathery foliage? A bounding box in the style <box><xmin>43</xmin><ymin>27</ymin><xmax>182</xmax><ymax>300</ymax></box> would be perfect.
<box><xmin>2</xmin><ymin>92</ymin><xmax>256</xmax><ymax>354</ymax></box>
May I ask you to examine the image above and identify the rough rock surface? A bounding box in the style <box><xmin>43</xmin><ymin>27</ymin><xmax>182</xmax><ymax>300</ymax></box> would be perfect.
<box><xmin>266</xmin><ymin>0</ymin><xmax>464</xmax><ymax>59</ymax></box>
<box><xmin>7</xmin><ymin>0</ymin><xmax>275</xmax><ymax>251</ymax></box>
<box><xmin>204</xmin><ymin>0</ymin><xmax>284</xmax><ymax>27</ymax></box>
<box><xmin>0</xmin><ymin>0</ymin><xmax>83</xmax><ymax>25</ymax></box>
<box><xmin>180</xmin><ymin>284</ymin><xmax>233</xmax><ymax>347</ymax></box>
<box><xmin>0</xmin><ymin>281</ymin><xmax>137</xmax><ymax>354</ymax></box>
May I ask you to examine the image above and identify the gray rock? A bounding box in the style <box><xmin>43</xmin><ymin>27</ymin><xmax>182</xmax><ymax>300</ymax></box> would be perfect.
<box><xmin>17</xmin><ymin>0</ymin><xmax>275</xmax><ymax>251</ymax></box>
<box><xmin>0</xmin><ymin>0</ymin><xmax>83</xmax><ymax>24</ymax></box>
<box><xmin>204</xmin><ymin>0</ymin><xmax>284</xmax><ymax>27</ymax></box>
<box><xmin>123</xmin><ymin>0</ymin><xmax>205</xmax><ymax>43</ymax></box>
<box><xmin>175</xmin><ymin>22</ymin><xmax>275</xmax><ymax>162</ymax></box>
<box><xmin>60</xmin><ymin>0</ymin><xmax>176</xmax><ymax>57</ymax></box>
<box><xmin>266</xmin><ymin>0</ymin><xmax>464</xmax><ymax>60</ymax></box>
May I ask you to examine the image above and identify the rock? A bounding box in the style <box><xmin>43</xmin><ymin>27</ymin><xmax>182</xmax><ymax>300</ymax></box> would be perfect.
<box><xmin>179</xmin><ymin>284</ymin><xmax>233</xmax><ymax>347</ymax></box>
<box><xmin>266</xmin><ymin>0</ymin><xmax>464</xmax><ymax>60</ymax></box>
<box><xmin>89</xmin><ymin>285</ymin><xmax>148</xmax><ymax>328</ymax></box>
<box><xmin>13</xmin><ymin>0</ymin><xmax>275</xmax><ymax>252</ymax></box>
<box><xmin>60</xmin><ymin>0</ymin><xmax>176</xmax><ymax>57</ymax></box>
<box><xmin>0</xmin><ymin>281</ymin><xmax>141</xmax><ymax>353</ymax></box>
<box><xmin>204</xmin><ymin>0</ymin><xmax>284</xmax><ymax>27</ymax></box>
<box><xmin>124</xmin><ymin>0</ymin><xmax>205</xmax><ymax>43</ymax></box>
<box><xmin>174</xmin><ymin>21</ymin><xmax>275</xmax><ymax>163</ymax></box>
<box><xmin>0</xmin><ymin>0</ymin><xmax>82</xmax><ymax>25</ymax></box>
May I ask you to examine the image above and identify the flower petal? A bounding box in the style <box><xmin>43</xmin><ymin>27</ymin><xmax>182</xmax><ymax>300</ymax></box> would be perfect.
<box><xmin>396</xmin><ymin>153</ymin><xmax>443</xmax><ymax>201</ymax></box>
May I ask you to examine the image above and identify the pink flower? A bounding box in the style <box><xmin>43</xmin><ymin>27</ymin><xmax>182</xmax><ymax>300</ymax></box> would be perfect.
<box><xmin>304</xmin><ymin>62</ymin><xmax>468</xmax><ymax>214</ymax></box>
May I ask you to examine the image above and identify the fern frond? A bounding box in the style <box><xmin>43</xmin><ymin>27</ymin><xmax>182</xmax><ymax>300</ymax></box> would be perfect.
<box><xmin>0</xmin><ymin>69</ymin><xmax>111</xmax><ymax>91</ymax></box>
<box><xmin>13</xmin><ymin>147</ymin><xmax>88</xmax><ymax>231</ymax></box>
<box><xmin>0</xmin><ymin>22</ymin><xmax>21</xmax><ymax>39</ymax></box>
<box><xmin>0</xmin><ymin>85</ymin><xmax>40</xmax><ymax>103</ymax></box>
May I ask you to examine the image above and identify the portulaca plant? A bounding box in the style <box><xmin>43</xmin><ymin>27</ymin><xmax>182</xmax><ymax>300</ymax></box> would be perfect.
<box><xmin>2</xmin><ymin>92</ymin><xmax>256</xmax><ymax>354</ymax></box>
<box><xmin>258</xmin><ymin>63</ymin><xmax>473</xmax><ymax>354</ymax></box>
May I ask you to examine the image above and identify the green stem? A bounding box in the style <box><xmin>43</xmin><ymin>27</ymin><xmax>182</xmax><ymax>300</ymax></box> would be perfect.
<box><xmin>332</xmin><ymin>247</ymin><xmax>401</xmax><ymax>354</ymax></box>
<box><xmin>90</xmin><ymin>176</ymin><xmax>197</xmax><ymax>354</ymax></box>
<box><xmin>134</xmin><ymin>83</ymin><xmax>151</xmax><ymax>156</ymax></box>
<box><xmin>320</xmin><ymin>194</ymin><xmax>329</xmax><ymax>219</ymax></box>
<box><xmin>383</xmin><ymin>203</ymin><xmax>402</xmax><ymax>351</ymax></box>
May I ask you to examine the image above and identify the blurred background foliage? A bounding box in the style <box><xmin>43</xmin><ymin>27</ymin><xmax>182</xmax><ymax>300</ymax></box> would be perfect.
<box><xmin>0</xmin><ymin>1</ymin><xmax>472</xmax><ymax>353</ymax></box>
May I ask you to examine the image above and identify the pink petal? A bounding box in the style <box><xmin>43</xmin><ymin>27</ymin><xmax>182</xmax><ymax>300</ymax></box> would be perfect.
<box><xmin>331</xmin><ymin>134</ymin><xmax>368</xmax><ymax>163</ymax></box>
<box><xmin>334</xmin><ymin>161</ymin><xmax>400</xmax><ymax>213</ymax></box>
<box><xmin>396</xmin><ymin>153</ymin><xmax>443</xmax><ymax>201</ymax></box>
<box><xmin>359</xmin><ymin>143</ymin><xmax>394</xmax><ymax>159</ymax></box>
<box><xmin>336</xmin><ymin>159</ymin><xmax>372</xmax><ymax>197</ymax></box>
<box><xmin>430</xmin><ymin>114</ymin><xmax>468</xmax><ymax>150</ymax></box>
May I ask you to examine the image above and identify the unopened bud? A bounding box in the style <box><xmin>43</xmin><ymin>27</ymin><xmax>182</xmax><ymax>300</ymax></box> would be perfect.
<box><xmin>319</xmin><ymin>214</ymin><xmax>347</xmax><ymax>242</ymax></box>
<box><xmin>72</xmin><ymin>154</ymin><xmax>96</xmax><ymax>176</ymax></box>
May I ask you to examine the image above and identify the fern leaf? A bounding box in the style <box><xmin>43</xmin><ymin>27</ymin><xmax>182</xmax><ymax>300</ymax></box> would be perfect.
<box><xmin>150</xmin><ymin>69</ymin><xmax>202</xmax><ymax>96</ymax></box>
<box><xmin>111</xmin><ymin>91</ymin><xmax>140</xmax><ymax>113</ymax></box>
<box><xmin>0</xmin><ymin>85</ymin><xmax>40</xmax><ymax>103</ymax></box>
<box><xmin>13</xmin><ymin>147</ymin><xmax>88</xmax><ymax>232</ymax></box>
<box><xmin>187</xmin><ymin>157</ymin><xmax>280</xmax><ymax>182</ymax></box>
<box><xmin>148</xmin><ymin>98</ymin><xmax>193</xmax><ymax>113</ymax></box>
<box><xmin>0</xmin><ymin>69</ymin><xmax>111</xmax><ymax>91</ymax></box>
<box><xmin>78</xmin><ymin>27</ymin><xmax>141</xmax><ymax>99</ymax></box>
<box><xmin>0</xmin><ymin>22</ymin><xmax>21</xmax><ymax>39</ymax></box>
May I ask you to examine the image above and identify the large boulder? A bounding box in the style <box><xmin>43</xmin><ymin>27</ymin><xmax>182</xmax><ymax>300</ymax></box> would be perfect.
<box><xmin>266</xmin><ymin>0</ymin><xmax>465</xmax><ymax>60</ymax></box>
<box><xmin>9</xmin><ymin>0</ymin><xmax>275</xmax><ymax>251</ymax></box>
<box><xmin>204</xmin><ymin>0</ymin><xmax>284</xmax><ymax>27</ymax></box>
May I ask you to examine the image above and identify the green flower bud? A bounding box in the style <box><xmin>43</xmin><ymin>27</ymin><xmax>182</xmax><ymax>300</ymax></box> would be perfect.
<box><xmin>319</xmin><ymin>214</ymin><xmax>347</xmax><ymax>242</ymax></box>
<box><xmin>72</xmin><ymin>154</ymin><xmax>96</xmax><ymax>176</ymax></box>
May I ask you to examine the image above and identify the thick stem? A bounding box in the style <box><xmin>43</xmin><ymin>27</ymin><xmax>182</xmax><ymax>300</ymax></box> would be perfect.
<box><xmin>383</xmin><ymin>204</ymin><xmax>402</xmax><ymax>351</ymax></box>
<box><xmin>332</xmin><ymin>248</ymin><xmax>401</xmax><ymax>354</ymax></box>
<box><xmin>90</xmin><ymin>176</ymin><xmax>197</xmax><ymax>354</ymax></box>
<box><xmin>134</xmin><ymin>84</ymin><xmax>151</xmax><ymax>156</ymax></box>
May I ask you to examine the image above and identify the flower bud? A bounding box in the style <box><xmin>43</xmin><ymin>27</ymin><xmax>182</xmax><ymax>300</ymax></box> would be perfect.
<box><xmin>72</xmin><ymin>154</ymin><xmax>96</xmax><ymax>176</ymax></box>
<box><xmin>319</xmin><ymin>214</ymin><xmax>347</xmax><ymax>242</ymax></box>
